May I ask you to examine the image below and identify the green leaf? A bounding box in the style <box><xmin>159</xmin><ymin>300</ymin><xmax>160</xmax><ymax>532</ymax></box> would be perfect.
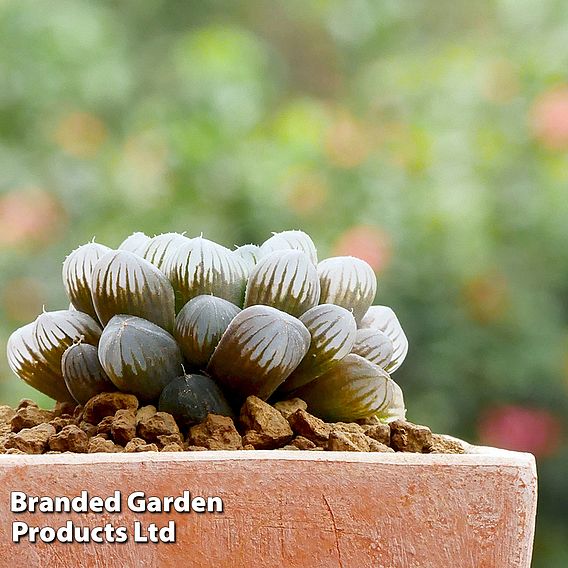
<box><xmin>317</xmin><ymin>256</ymin><xmax>377</xmax><ymax>324</ymax></box>
<box><xmin>352</xmin><ymin>327</ymin><xmax>393</xmax><ymax>369</ymax></box>
<box><xmin>244</xmin><ymin>250</ymin><xmax>320</xmax><ymax>317</ymax></box>
<box><xmin>289</xmin><ymin>353</ymin><xmax>396</xmax><ymax>422</ymax></box>
<box><xmin>62</xmin><ymin>241</ymin><xmax>112</xmax><ymax>320</ymax></box>
<box><xmin>7</xmin><ymin>322</ymin><xmax>74</xmax><ymax>402</ymax></box>
<box><xmin>159</xmin><ymin>373</ymin><xmax>234</xmax><ymax>426</ymax></box>
<box><xmin>259</xmin><ymin>230</ymin><xmax>318</xmax><ymax>265</ymax></box>
<box><xmin>174</xmin><ymin>295</ymin><xmax>241</xmax><ymax>369</ymax></box>
<box><xmin>360</xmin><ymin>306</ymin><xmax>408</xmax><ymax>372</ymax></box>
<box><xmin>281</xmin><ymin>304</ymin><xmax>357</xmax><ymax>392</ymax></box>
<box><xmin>98</xmin><ymin>315</ymin><xmax>183</xmax><ymax>402</ymax></box>
<box><xmin>91</xmin><ymin>250</ymin><xmax>176</xmax><ymax>332</ymax></box>
<box><xmin>141</xmin><ymin>232</ymin><xmax>192</xmax><ymax>271</ymax></box>
<box><xmin>62</xmin><ymin>342</ymin><xmax>115</xmax><ymax>405</ymax></box>
<box><xmin>207</xmin><ymin>305</ymin><xmax>310</xmax><ymax>402</ymax></box>
<box><xmin>167</xmin><ymin>236</ymin><xmax>248</xmax><ymax>310</ymax></box>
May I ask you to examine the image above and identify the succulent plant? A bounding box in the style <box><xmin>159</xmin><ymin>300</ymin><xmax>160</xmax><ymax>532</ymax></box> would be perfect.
<box><xmin>352</xmin><ymin>327</ymin><xmax>393</xmax><ymax>369</ymax></box>
<box><xmin>259</xmin><ymin>230</ymin><xmax>318</xmax><ymax>265</ymax></box>
<box><xmin>174</xmin><ymin>295</ymin><xmax>241</xmax><ymax>368</ymax></box>
<box><xmin>61</xmin><ymin>341</ymin><xmax>116</xmax><ymax>404</ymax></box>
<box><xmin>98</xmin><ymin>315</ymin><xmax>183</xmax><ymax>402</ymax></box>
<box><xmin>167</xmin><ymin>236</ymin><xmax>248</xmax><ymax>310</ymax></box>
<box><xmin>62</xmin><ymin>241</ymin><xmax>112</xmax><ymax>320</ymax></box>
<box><xmin>317</xmin><ymin>256</ymin><xmax>377</xmax><ymax>324</ymax></box>
<box><xmin>244</xmin><ymin>250</ymin><xmax>320</xmax><ymax>317</ymax></box>
<box><xmin>141</xmin><ymin>232</ymin><xmax>192</xmax><ymax>271</ymax></box>
<box><xmin>233</xmin><ymin>244</ymin><xmax>261</xmax><ymax>271</ymax></box>
<box><xmin>281</xmin><ymin>304</ymin><xmax>357</xmax><ymax>392</ymax></box>
<box><xmin>208</xmin><ymin>305</ymin><xmax>311</xmax><ymax>402</ymax></box>
<box><xmin>8</xmin><ymin>229</ymin><xmax>410</xmax><ymax>426</ymax></box>
<box><xmin>91</xmin><ymin>250</ymin><xmax>176</xmax><ymax>332</ymax></box>
<box><xmin>118</xmin><ymin>231</ymin><xmax>151</xmax><ymax>255</ymax></box>
<box><xmin>7</xmin><ymin>323</ymin><xmax>75</xmax><ymax>402</ymax></box>
<box><xmin>289</xmin><ymin>354</ymin><xmax>405</xmax><ymax>423</ymax></box>
<box><xmin>360</xmin><ymin>305</ymin><xmax>408</xmax><ymax>372</ymax></box>
<box><xmin>159</xmin><ymin>373</ymin><xmax>233</xmax><ymax>426</ymax></box>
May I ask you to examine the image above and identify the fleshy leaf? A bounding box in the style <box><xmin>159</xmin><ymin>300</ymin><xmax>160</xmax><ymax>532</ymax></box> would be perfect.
<box><xmin>7</xmin><ymin>322</ymin><xmax>74</xmax><ymax>402</ymax></box>
<box><xmin>174</xmin><ymin>295</ymin><xmax>241</xmax><ymax>369</ymax></box>
<box><xmin>317</xmin><ymin>256</ymin><xmax>377</xmax><ymax>324</ymax></box>
<box><xmin>118</xmin><ymin>232</ymin><xmax>151</xmax><ymax>255</ymax></box>
<box><xmin>141</xmin><ymin>232</ymin><xmax>192</xmax><ymax>271</ymax></box>
<box><xmin>244</xmin><ymin>250</ymin><xmax>320</xmax><ymax>317</ymax></box>
<box><xmin>98</xmin><ymin>315</ymin><xmax>183</xmax><ymax>402</ymax></box>
<box><xmin>62</xmin><ymin>242</ymin><xmax>112</xmax><ymax>320</ymax></box>
<box><xmin>234</xmin><ymin>244</ymin><xmax>261</xmax><ymax>271</ymax></box>
<box><xmin>289</xmin><ymin>353</ymin><xmax>393</xmax><ymax>422</ymax></box>
<box><xmin>61</xmin><ymin>342</ymin><xmax>115</xmax><ymax>405</ymax></box>
<box><xmin>282</xmin><ymin>304</ymin><xmax>357</xmax><ymax>392</ymax></box>
<box><xmin>167</xmin><ymin>236</ymin><xmax>248</xmax><ymax>310</ymax></box>
<box><xmin>159</xmin><ymin>373</ymin><xmax>234</xmax><ymax>427</ymax></box>
<box><xmin>352</xmin><ymin>327</ymin><xmax>393</xmax><ymax>369</ymax></box>
<box><xmin>374</xmin><ymin>378</ymin><xmax>406</xmax><ymax>423</ymax></box>
<box><xmin>259</xmin><ymin>230</ymin><xmax>318</xmax><ymax>265</ymax></box>
<box><xmin>207</xmin><ymin>305</ymin><xmax>310</xmax><ymax>402</ymax></box>
<box><xmin>91</xmin><ymin>250</ymin><xmax>175</xmax><ymax>332</ymax></box>
<box><xmin>360</xmin><ymin>305</ymin><xmax>408</xmax><ymax>372</ymax></box>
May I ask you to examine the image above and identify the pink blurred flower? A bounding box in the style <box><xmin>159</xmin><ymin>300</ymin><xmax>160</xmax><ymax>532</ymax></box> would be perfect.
<box><xmin>0</xmin><ymin>187</ymin><xmax>66</xmax><ymax>249</ymax></box>
<box><xmin>333</xmin><ymin>225</ymin><xmax>391</xmax><ymax>273</ymax></box>
<box><xmin>478</xmin><ymin>405</ymin><xmax>562</xmax><ymax>458</ymax></box>
<box><xmin>531</xmin><ymin>85</ymin><xmax>568</xmax><ymax>150</ymax></box>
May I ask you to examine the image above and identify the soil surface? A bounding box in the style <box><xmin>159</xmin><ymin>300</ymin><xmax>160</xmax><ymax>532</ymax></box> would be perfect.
<box><xmin>0</xmin><ymin>394</ymin><xmax>465</xmax><ymax>455</ymax></box>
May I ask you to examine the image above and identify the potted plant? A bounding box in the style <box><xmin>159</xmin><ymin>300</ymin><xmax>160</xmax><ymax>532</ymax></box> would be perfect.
<box><xmin>0</xmin><ymin>230</ymin><xmax>537</xmax><ymax>567</ymax></box>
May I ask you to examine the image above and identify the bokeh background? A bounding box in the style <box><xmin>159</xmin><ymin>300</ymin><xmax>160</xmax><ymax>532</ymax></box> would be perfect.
<box><xmin>0</xmin><ymin>0</ymin><xmax>567</xmax><ymax>563</ymax></box>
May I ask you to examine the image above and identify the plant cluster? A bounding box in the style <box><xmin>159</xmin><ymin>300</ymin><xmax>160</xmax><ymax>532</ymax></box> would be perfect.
<box><xmin>7</xmin><ymin>230</ymin><xmax>408</xmax><ymax>424</ymax></box>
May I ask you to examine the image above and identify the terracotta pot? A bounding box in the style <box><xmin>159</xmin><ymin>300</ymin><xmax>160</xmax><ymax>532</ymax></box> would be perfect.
<box><xmin>0</xmin><ymin>447</ymin><xmax>536</xmax><ymax>567</ymax></box>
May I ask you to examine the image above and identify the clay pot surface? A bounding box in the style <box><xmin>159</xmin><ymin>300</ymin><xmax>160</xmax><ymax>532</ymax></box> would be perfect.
<box><xmin>0</xmin><ymin>449</ymin><xmax>537</xmax><ymax>567</ymax></box>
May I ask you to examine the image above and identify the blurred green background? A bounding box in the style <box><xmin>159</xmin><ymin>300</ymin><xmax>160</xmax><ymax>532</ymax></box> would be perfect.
<box><xmin>0</xmin><ymin>0</ymin><xmax>567</xmax><ymax>563</ymax></box>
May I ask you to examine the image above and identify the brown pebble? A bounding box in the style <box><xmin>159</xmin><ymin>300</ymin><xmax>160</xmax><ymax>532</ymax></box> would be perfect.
<box><xmin>160</xmin><ymin>443</ymin><xmax>184</xmax><ymax>452</ymax></box>
<box><xmin>157</xmin><ymin>434</ymin><xmax>184</xmax><ymax>448</ymax></box>
<box><xmin>186</xmin><ymin>445</ymin><xmax>208</xmax><ymax>451</ymax></box>
<box><xmin>287</xmin><ymin>409</ymin><xmax>332</xmax><ymax>445</ymax></box>
<box><xmin>188</xmin><ymin>414</ymin><xmax>242</xmax><ymax>450</ymax></box>
<box><xmin>78</xmin><ymin>421</ymin><xmax>98</xmax><ymax>438</ymax></box>
<box><xmin>327</xmin><ymin>431</ymin><xmax>370</xmax><ymax>452</ymax></box>
<box><xmin>426</xmin><ymin>434</ymin><xmax>465</xmax><ymax>454</ymax></box>
<box><xmin>290</xmin><ymin>436</ymin><xmax>316</xmax><ymax>450</ymax></box>
<box><xmin>49</xmin><ymin>416</ymin><xmax>76</xmax><ymax>433</ymax></box>
<box><xmin>280</xmin><ymin>445</ymin><xmax>300</xmax><ymax>451</ymax></box>
<box><xmin>88</xmin><ymin>436</ymin><xmax>123</xmax><ymax>453</ymax></box>
<box><xmin>4</xmin><ymin>423</ymin><xmax>56</xmax><ymax>454</ymax></box>
<box><xmin>0</xmin><ymin>405</ymin><xmax>16</xmax><ymax>424</ymax></box>
<box><xmin>137</xmin><ymin>412</ymin><xmax>180</xmax><ymax>443</ymax></box>
<box><xmin>242</xmin><ymin>444</ymin><xmax>255</xmax><ymax>450</ymax></box>
<box><xmin>96</xmin><ymin>415</ymin><xmax>114</xmax><ymax>435</ymax></box>
<box><xmin>17</xmin><ymin>399</ymin><xmax>38</xmax><ymax>410</ymax></box>
<box><xmin>331</xmin><ymin>422</ymin><xmax>365</xmax><ymax>434</ymax></box>
<box><xmin>11</xmin><ymin>407</ymin><xmax>54</xmax><ymax>432</ymax></box>
<box><xmin>273</xmin><ymin>398</ymin><xmax>307</xmax><ymax>419</ymax></box>
<box><xmin>240</xmin><ymin>396</ymin><xmax>294</xmax><ymax>449</ymax></box>
<box><xmin>364</xmin><ymin>423</ymin><xmax>391</xmax><ymax>445</ymax></box>
<box><xmin>53</xmin><ymin>401</ymin><xmax>77</xmax><ymax>418</ymax></box>
<box><xmin>83</xmin><ymin>393</ymin><xmax>138</xmax><ymax>424</ymax></box>
<box><xmin>49</xmin><ymin>425</ymin><xmax>89</xmax><ymax>453</ymax></box>
<box><xmin>124</xmin><ymin>438</ymin><xmax>146</xmax><ymax>453</ymax></box>
<box><xmin>111</xmin><ymin>410</ymin><xmax>136</xmax><ymax>446</ymax></box>
<box><xmin>390</xmin><ymin>420</ymin><xmax>432</xmax><ymax>453</ymax></box>
<box><xmin>136</xmin><ymin>405</ymin><xmax>157</xmax><ymax>425</ymax></box>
